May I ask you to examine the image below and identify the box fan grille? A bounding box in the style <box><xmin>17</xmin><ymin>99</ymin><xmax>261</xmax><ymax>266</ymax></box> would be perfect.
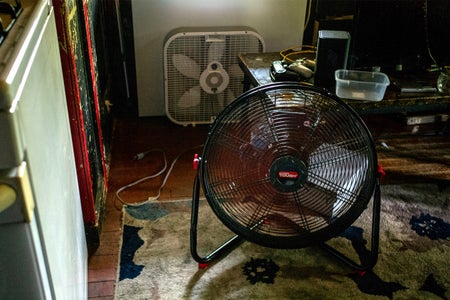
<box><xmin>164</xmin><ymin>27</ymin><xmax>265</xmax><ymax>125</ymax></box>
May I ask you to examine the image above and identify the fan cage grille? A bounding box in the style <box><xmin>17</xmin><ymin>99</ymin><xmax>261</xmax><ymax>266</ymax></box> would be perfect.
<box><xmin>164</xmin><ymin>28</ymin><xmax>265</xmax><ymax>125</ymax></box>
<box><xmin>200</xmin><ymin>83</ymin><xmax>377</xmax><ymax>248</ymax></box>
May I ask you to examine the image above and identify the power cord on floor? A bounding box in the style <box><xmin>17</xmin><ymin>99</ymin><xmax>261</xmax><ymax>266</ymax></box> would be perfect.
<box><xmin>115</xmin><ymin>144</ymin><xmax>203</xmax><ymax>207</ymax></box>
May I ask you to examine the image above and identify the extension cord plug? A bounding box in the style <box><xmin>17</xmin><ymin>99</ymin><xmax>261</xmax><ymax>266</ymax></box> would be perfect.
<box><xmin>133</xmin><ymin>152</ymin><xmax>147</xmax><ymax>160</ymax></box>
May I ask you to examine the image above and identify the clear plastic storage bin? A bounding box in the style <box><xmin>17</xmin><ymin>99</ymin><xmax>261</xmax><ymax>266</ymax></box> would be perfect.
<box><xmin>335</xmin><ymin>69</ymin><xmax>390</xmax><ymax>101</ymax></box>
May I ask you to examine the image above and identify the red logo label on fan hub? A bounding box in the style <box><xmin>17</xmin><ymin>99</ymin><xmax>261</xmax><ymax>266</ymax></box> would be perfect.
<box><xmin>278</xmin><ymin>171</ymin><xmax>299</xmax><ymax>179</ymax></box>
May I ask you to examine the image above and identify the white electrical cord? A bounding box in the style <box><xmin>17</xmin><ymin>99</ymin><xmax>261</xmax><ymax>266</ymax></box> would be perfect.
<box><xmin>115</xmin><ymin>145</ymin><xmax>203</xmax><ymax>207</ymax></box>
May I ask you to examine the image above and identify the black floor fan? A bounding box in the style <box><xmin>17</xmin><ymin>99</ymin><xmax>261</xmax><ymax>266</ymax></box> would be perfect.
<box><xmin>190</xmin><ymin>82</ymin><xmax>382</xmax><ymax>271</ymax></box>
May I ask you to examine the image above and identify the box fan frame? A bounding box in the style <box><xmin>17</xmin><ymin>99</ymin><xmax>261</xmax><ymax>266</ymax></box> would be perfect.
<box><xmin>164</xmin><ymin>27</ymin><xmax>265</xmax><ymax>126</ymax></box>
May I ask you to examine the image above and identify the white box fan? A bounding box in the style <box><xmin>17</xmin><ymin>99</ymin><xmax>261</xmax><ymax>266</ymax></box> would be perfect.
<box><xmin>164</xmin><ymin>27</ymin><xmax>265</xmax><ymax>125</ymax></box>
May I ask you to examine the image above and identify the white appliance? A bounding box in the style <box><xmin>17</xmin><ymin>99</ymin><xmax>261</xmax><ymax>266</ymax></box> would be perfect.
<box><xmin>164</xmin><ymin>27</ymin><xmax>265</xmax><ymax>125</ymax></box>
<box><xmin>0</xmin><ymin>0</ymin><xmax>87</xmax><ymax>299</ymax></box>
<box><xmin>132</xmin><ymin>0</ymin><xmax>307</xmax><ymax>116</ymax></box>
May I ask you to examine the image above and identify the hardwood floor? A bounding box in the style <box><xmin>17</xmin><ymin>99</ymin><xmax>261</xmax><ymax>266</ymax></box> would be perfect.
<box><xmin>362</xmin><ymin>114</ymin><xmax>450</xmax><ymax>184</ymax></box>
<box><xmin>87</xmin><ymin>114</ymin><xmax>449</xmax><ymax>299</ymax></box>
<box><xmin>87</xmin><ymin>200</ymin><xmax>121</xmax><ymax>299</ymax></box>
<box><xmin>88</xmin><ymin>117</ymin><xmax>208</xmax><ymax>299</ymax></box>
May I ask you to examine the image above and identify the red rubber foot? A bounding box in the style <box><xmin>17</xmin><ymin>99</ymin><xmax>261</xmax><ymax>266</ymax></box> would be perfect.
<box><xmin>356</xmin><ymin>270</ymin><xmax>367</xmax><ymax>277</ymax></box>
<box><xmin>198</xmin><ymin>263</ymin><xmax>209</xmax><ymax>269</ymax></box>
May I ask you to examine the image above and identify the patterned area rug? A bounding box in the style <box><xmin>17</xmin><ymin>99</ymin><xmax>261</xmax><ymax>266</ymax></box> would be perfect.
<box><xmin>115</xmin><ymin>183</ymin><xmax>450</xmax><ymax>299</ymax></box>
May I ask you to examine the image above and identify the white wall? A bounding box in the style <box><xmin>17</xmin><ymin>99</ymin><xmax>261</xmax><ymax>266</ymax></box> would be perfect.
<box><xmin>132</xmin><ymin>0</ymin><xmax>308</xmax><ymax>116</ymax></box>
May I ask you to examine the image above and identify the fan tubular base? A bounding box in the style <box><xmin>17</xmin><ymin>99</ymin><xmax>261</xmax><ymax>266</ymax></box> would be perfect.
<box><xmin>320</xmin><ymin>180</ymin><xmax>381</xmax><ymax>271</ymax></box>
<box><xmin>190</xmin><ymin>174</ymin><xmax>381</xmax><ymax>271</ymax></box>
<box><xmin>190</xmin><ymin>174</ymin><xmax>244</xmax><ymax>265</ymax></box>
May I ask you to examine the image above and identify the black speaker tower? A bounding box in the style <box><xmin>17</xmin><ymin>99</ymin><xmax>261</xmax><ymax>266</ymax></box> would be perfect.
<box><xmin>314</xmin><ymin>30</ymin><xmax>350</xmax><ymax>91</ymax></box>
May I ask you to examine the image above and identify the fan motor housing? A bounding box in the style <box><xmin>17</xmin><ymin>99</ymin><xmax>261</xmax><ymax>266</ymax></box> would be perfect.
<box><xmin>269</xmin><ymin>156</ymin><xmax>308</xmax><ymax>192</ymax></box>
<box><xmin>199</xmin><ymin>62</ymin><xmax>229</xmax><ymax>94</ymax></box>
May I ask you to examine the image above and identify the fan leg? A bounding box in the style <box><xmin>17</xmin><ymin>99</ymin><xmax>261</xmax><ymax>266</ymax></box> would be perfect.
<box><xmin>320</xmin><ymin>180</ymin><xmax>381</xmax><ymax>271</ymax></box>
<box><xmin>190</xmin><ymin>174</ymin><xmax>244</xmax><ymax>267</ymax></box>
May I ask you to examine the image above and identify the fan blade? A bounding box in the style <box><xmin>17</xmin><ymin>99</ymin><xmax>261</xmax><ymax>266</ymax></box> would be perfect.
<box><xmin>178</xmin><ymin>85</ymin><xmax>201</xmax><ymax>108</ymax></box>
<box><xmin>172</xmin><ymin>54</ymin><xmax>201</xmax><ymax>79</ymax></box>
<box><xmin>228</xmin><ymin>63</ymin><xmax>243</xmax><ymax>78</ymax></box>
<box><xmin>208</xmin><ymin>41</ymin><xmax>225</xmax><ymax>62</ymax></box>
<box><xmin>264</xmin><ymin>213</ymin><xmax>309</xmax><ymax>234</ymax></box>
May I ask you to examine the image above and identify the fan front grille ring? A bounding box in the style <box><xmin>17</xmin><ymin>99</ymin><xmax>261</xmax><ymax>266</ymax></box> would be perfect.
<box><xmin>200</xmin><ymin>82</ymin><xmax>378</xmax><ymax>248</ymax></box>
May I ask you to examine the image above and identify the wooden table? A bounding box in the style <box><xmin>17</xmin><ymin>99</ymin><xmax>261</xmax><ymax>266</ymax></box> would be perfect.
<box><xmin>238</xmin><ymin>52</ymin><xmax>450</xmax><ymax>115</ymax></box>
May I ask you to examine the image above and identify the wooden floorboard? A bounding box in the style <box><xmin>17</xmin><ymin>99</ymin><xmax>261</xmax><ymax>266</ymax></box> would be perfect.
<box><xmin>88</xmin><ymin>117</ymin><xmax>209</xmax><ymax>299</ymax></box>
